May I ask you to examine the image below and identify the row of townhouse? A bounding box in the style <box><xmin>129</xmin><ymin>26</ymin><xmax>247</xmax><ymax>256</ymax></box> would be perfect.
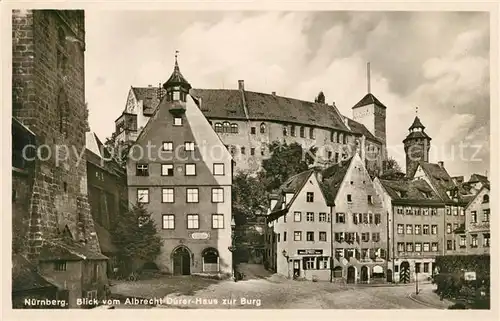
<box><xmin>264</xmin><ymin>117</ymin><xmax>490</xmax><ymax>284</ymax></box>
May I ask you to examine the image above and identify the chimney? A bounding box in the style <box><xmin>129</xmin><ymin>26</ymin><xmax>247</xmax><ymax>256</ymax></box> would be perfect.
<box><xmin>238</xmin><ymin>80</ymin><xmax>245</xmax><ymax>91</ymax></box>
<box><xmin>272</xmin><ymin>91</ymin><xmax>276</xmax><ymax>96</ymax></box>
<box><xmin>438</xmin><ymin>161</ymin><xmax>444</xmax><ymax>169</ymax></box>
<box><xmin>148</xmin><ymin>84</ymin><xmax>152</xmax><ymax>87</ymax></box>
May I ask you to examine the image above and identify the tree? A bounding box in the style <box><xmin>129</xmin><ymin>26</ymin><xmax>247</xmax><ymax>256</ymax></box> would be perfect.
<box><xmin>259</xmin><ymin>142</ymin><xmax>316</xmax><ymax>193</ymax></box>
<box><xmin>110</xmin><ymin>203</ymin><xmax>162</xmax><ymax>274</ymax></box>
<box><xmin>104</xmin><ymin>133</ymin><xmax>132</xmax><ymax>169</ymax></box>
<box><xmin>232</xmin><ymin>173</ymin><xmax>267</xmax><ymax>225</ymax></box>
<box><xmin>380</xmin><ymin>157</ymin><xmax>405</xmax><ymax>179</ymax></box>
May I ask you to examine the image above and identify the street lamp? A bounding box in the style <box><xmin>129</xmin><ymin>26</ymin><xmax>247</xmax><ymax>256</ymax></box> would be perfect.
<box><xmin>415</xmin><ymin>266</ymin><xmax>419</xmax><ymax>295</ymax></box>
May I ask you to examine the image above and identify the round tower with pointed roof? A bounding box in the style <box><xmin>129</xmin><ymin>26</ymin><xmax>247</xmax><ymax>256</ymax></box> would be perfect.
<box><xmin>403</xmin><ymin>115</ymin><xmax>432</xmax><ymax>177</ymax></box>
<box><xmin>163</xmin><ymin>51</ymin><xmax>191</xmax><ymax>104</ymax></box>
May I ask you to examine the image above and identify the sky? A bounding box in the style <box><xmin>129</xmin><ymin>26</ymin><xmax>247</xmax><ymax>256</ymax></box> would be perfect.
<box><xmin>85</xmin><ymin>10</ymin><xmax>490</xmax><ymax>179</ymax></box>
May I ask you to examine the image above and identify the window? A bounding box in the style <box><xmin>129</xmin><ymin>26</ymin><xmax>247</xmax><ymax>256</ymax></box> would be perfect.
<box><xmin>306</xmin><ymin>232</ymin><xmax>314</xmax><ymax>241</ymax></box>
<box><xmin>406</xmin><ymin>224</ymin><xmax>413</xmax><ymax>235</ymax></box>
<box><xmin>284</xmin><ymin>232</ymin><xmax>287</xmax><ymax>242</ymax></box>
<box><xmin>231</xmin><ymin>123</ymin><xmax>238</xmax><ymax>133</ymax></box>
<box><xmin>431</xmin><ymin>242</ymin><xmax>438</xmax><ymax>251</ymax></box>
<box><xmin>374</xmin><ymin>213</ymin><xmax>381</xmax><ymax>224</ymax></box>
<box><xmin>362</xmin><ymin>213</ymin><xmax>368</xmax><ymax>224</ymax></box>
<box><xmin>174</xmin><ymin>117</ymin><xmax>182</xmax><ymax>126</ymax></box>
<box><xmin>336</xmin><ymin>213</ymin><xmax>345</xmax><ymax>223</ymax></box>
<box><xmin>185</xmin><ymin>164</ymin><xmax>196</xmax><ymax>176</ymax></box>
<box><xmin>294</xmin><ymin>231</ymin><xmax>302</xmax><ymax>241</ymax></box>
<box><xmin>483</xmin><ymin>209</ymin><xmax>490</xmax><ymax>222</ymax></box>
<box><xmin>415</xmin><ymin>243</ymin><xmax>422</xmax><ymax>252</ymax></box>
<box><xmin>283</xmin><ymin>214</ymin><xmax>287</xmax><ymax>223</ymax></box>
<box><xmin>136</xmin><ymin>164</ymin><xmax>149</xmax><ymax>176</ymax></box>
<box><xmin>251</xmin><ymin>127</ymin><xmax>256</xmax><ymax>135</ymax></box>
<box><xmin>162</xmin><ymin>164</ymin><xmax>174</xmax><ymax>176</ymax></box>
<box><xmin>306</xmin><ymin>212</ymin><xmax>314</xmax><ymax>222</ymax></box>
<box><xmin>446</xmin><ymin>207</ymin><xmax>451</xmax><ymax>215</ymax></box>
<box><xmin>213</xmin><ymin>163</ymin><xmax>225</xmax><ymax>176</ymax></box>
<box><xmin>290</xmin><ymin>125</ymin><xmax>296</xmax><ymax>136</ymax></box>
<box><xmin>212</xmin><ymin>214</ymin><xmax>224</xmax><ymax>229</ymax></box>
<box><xmin>415</xmin><ymin>208</ymin><xmax>421</xmax><ymax>215</ymax></box>
<box><xmin>347</xmin><ymin>194</ymin><xmax>352</xmax><ymax>202</ymax></box>
<box><xmin>54</xmin><ymin>261</ymin><xmax>67</xmax><ymax>271</ymax></box>
<box><xmin>187</xmin><ymin>214</ymin><xmax>199</xmax><ymax>229</ymax></box>
<box><xmin>162</xmin><ymin>188</ymin><xmax>174</xmax><ymax>203</ymax></box>
<box><xmin>471</xmin><ymin>235</ymin><xmax>478</xmax><ymax>248</ymax></box>
<box><xmin>483</xmin><ymin>233</ymin><xmax>490</xmax><ymax>247</ymax></box>
<box><xmin>431</xmin><ymin>225</ymin><xmax>438</xmax><ymax>235</ymax></box>
<box><xmin>186</xmin><ymin>188</ymin><xmax>199</xmax><ymax>203</ymax></box>
<box><xmin>260</xmin><ymin>123</ymin><xmax>266</xmax><ymax>134</ymax></box>
<box><xmin>372</xmin><ymin>233</ymin><xmax>380</xmax><ymax>242</ymax></box>
<box><xmin>241</xmin><ymin>147</ymin><xmax>246</xmax><ymax>155</ymax></box>
<box><xmin>162</xmin><ymin>214</ymin><xmax>175</xmax><ymax>229</ymax></box>
<box><xmin>353</xmin><ymin>213</ymin><xmax>358</xmax><ymax>224</ymax></box>
<box><xmin>447</xmin><ymin>240</ymin><xmax>453</xmax><ymax>250</ymax></box>
<box><xmin>415</xmin><ymin>263</ymin><xmax>421</xmax><ymax>273</ymax></box>
<box><xmin>222</xmin><ymin>122</ymin><xmax>230</xmax><ymax>133</ymax></box>
<box><xmin>415</xmin><ymin>225</ymin><xmax>421</xmax><ymax>235</ymax></box>
<box><xmin>215</xmin><ymin>123</ymin><xmax>222</xmax><ymax>132</ymax></box>
<box><xmin>422</xmin><ymin>208</ymin><xmax>429</xmax><ymax>215</ymax></box>
<box><xmin>482</xmin><ymin>194</ymin><xmax>489</xmax><ymax>203</ymax></box>
<box><xmin>293</xmin><ymin>211</ymin><xmax>302</xmax><ymax>222</ymax></box>
<box><xmin>250</xmin><ymin>148</ymin><xmax>255</xmax><ymax>156</ymax></box>
<box><xmin>319</xmin><ymin>232</ymin><xmax>327</xmax><ymax>241</ymax></box>
<box><xmin>317</xmin><ymin>257</ymin><xmax>329</xmax><ymax>269</ymax></box>
<box><xmin>397</xmin><ymin>224</ymin><xmax>404</xmax><ymax>234</ymax></box>
<box><xmin>422</xmin><ymin>224</ymin><xmax>429</xmax><ymax>235</ymax></box>
<box><xmin>446</xmin><ymin>223</ymin><xmax>452</xmax><ymax>234</ymax></box>
<box><xmin>162</xmin><ymin>141</ymin><xmax>173</xmax><ymax>151</ymax></box>
<box><xmin>184</xmin><ymin>142</ymin><xmax>195</xmax><ymax>151</ymax></box>
<box><xmin>327</xmin><ymin>213</ymin><xmax>331</xmax><ymax>222</ymax></box>
<box><xmin>423</xmin><ymin>263</ymin><xmax>429</xmax><ymax>273</ymax></box>
<box><xmin>137</xmin><ymin>189</ymin><xmax>149</xmax><ymax>203</ymax></box>
<box><xmin>330</xmin><ymin>131</ymin><xmax>336</xmax><ymax>142</ymax></box>
<box><xmin>406</xmin><ymin>243</ymin><xmax>413</xmax><ymax>252</ymax></box>
<box><xmin>212</xmin><ymin>188</ymin><xmax>224</xmax><ymax>203</ymax></box>
<box><xmin>173</xmin><ymin>91</ymin><xmax>180</xmax><ymax>101</ymax></box>
<box><xmin>261</xmin><ymin>147</ymin><xmax>265</xmax><ymax>156</ymax></box>
<box><xmin>431</xmin><ymin>208</ymin><xmax>437</xmax><ymax>215</ymax></box>
<box><xmin>283</xmin><ymin>126</ymin><xmax>288</xmax><ymax>136</ymax></box>
<box><xmin>369</xmin><ymin>213</ymin><xmax>373</xmax><ymax>224</ymax></box>
<box><xmin>362</xmin><ymin>232</ymin><xmax>370</xmax><ymax>242</ymax></box>
<box><xmin>304</xmin><ymin>257</ymin><xmax>315</xmax><ymax>270</ymax></box>
<box><xmin>367</xmin><ymin>195</ymin><xmax>373</xmax><ymax>204</ymax></box>
<box><xmin>319</xmin><ymin>212</ymin><xmax>327</xmax><ymax>222</ymax></box>
<box><xmin>453</xmin><ymin>223</ymin><xmax>458</xmax><ymax>232</ymax></box>
<box><xmin>306</xmin><ymin>192</ymin><xmax>314</xmax><ymax>202</ymax></box>
<box><xmin>299</xmin><ymin>126</ymin><xmax>305</xmax><ymax>138</ymax></box>
<box><xmin>397</xmin><ymin>242</ymin><xmax>405</xmax><ymax>252</ymax></box>
<box><xmin>309</xmin><ymin>127</ymin><xmax>315</xmax><ymax>139</ymax></box>
<box><xmin>459</xmin><ymin>236</ymin><xmax>466</xmax><ymax>248</ymax></box>
<box><xmin>453</xmin><ymin>207</ymin><xmax>458</xmax><ymax>216</ymax></box>
<box><xmin>343</xmin><ymin>134</ymin><xmax>348</xmax><ymax>144</ymax></box>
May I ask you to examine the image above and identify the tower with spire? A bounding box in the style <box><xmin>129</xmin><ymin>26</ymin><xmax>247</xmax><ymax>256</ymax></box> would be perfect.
<box><xmin>163</xmin><ymin>51</ymin><xmax>192</xmax><ymax>103</ymax></box>
<box><xmin>403</xmin><ymin>109</ymin><xmax>432</xmax><ymax>178</ymax></box>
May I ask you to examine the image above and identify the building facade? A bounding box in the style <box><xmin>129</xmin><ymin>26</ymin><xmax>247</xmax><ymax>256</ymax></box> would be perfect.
<box><xmin>126</xmin><ymin>59</ymin><xmax>233</xmax><ymax>277</ymax></box>
<box><xmin>374</xmin><ymin>178</ymin><xmax>445</xmax><ymax>283</ymax></box>
<box><xmin>12</xmin><ymin>10</ymin><xmax>108</xmax><ymax>308</ymax></box>
<box><xmin>265</xmin><ymin>153</ymin><xmax>388</xmax><ymax>283</ymax></box>
<box><xmin>112</xmin><ymin>60</ymin><xmax>388</xmax><ymax>175</ymax></box>
<box><xmin>454</xmin><ymin>185</ymin><xmax>490</xmax><ymax>255</ymax></box>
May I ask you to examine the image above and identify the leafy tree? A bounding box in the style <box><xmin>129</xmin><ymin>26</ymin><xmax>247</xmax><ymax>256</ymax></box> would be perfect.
<box><xmin>104</xmin><ymin>134</ymin><xmax>132</xmax><ymax>169</ymax></box>
<box><xmin>232</xmin><ymin>173</ymin><xmax>267</xmax><ymax>225</ymax></box>
<box><xmin>110</xmin><ymin>203</ymin><xmax>162</xmax><ymax>274</ymax></box>
<box><xmin>379</xmin><ymin>157</ymin><xmax>405</xmax><ymax>179</ymax></box>
<box><xmin>259</xmin><ymin>142</ymin><xmax>316</xmax><ymax>192</ymax></box>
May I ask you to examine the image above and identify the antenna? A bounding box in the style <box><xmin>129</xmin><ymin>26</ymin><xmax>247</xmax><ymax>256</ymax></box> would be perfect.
<box><xmin>367</xmin><ymin>62</ymin><xmax>371</xmax><ymax>94</ymax></box>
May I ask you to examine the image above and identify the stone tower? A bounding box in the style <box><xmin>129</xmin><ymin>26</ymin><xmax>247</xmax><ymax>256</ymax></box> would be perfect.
<box><xmin>403</xmin><ymin>116</ymin><xmax>432</xmax><ymax>178</ymax></box>
<box><xmin>12</xmin><ymin>10</ymin><xmax>101</xmax><ymax>260</ymax></box>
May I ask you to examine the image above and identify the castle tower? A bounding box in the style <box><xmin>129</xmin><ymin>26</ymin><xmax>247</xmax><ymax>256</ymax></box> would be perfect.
<box><xmin>352</xmin><ymin>63</ymin><xmax>387</xmax><ymax>144</ymax></box>
<box><xmin>403</xmin><ymin>115</ymin><xmax>432</xmax><ymax>177</ymax></box>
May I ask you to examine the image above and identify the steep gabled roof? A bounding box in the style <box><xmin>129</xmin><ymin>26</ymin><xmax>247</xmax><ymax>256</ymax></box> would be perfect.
<box><xmin>270</xmin><ymin>169</ymin><xmax>314</xmax><ymax>213</ymax></box>
<box><xmin>38</xmin><ymin>239</ymin><xmax>108</xmax><ymax>262</ymax></box>
<box><xmin>346</xmin><ymin>118</ymin><xmax>381</xmax><ymax>143</ymax></box>
<box><xmin>12</xmin><ymin>254</ymin><xmax>58</xmax><ymax>293</ymax></box>
<box><xmin>321</xmin><ymin>156</ymin><xmax>355</xmax><ymax>204</ymax></box>
<box><xmin>468</xmin><ymin>173</ymin><xmax>489</xmax><ymax>184</ymax></box>
<box><xmin>131</xmin><ymin>86</ymin><xmax>166</xmax><ymax>115</ymax></box>
<box><xmin>418</xmin><ymin>162</ymin><xmax>469</xmax><ymax>204</ymax></box>
<box><xmin>352</xmin><ymin>93</ymin><xmax>387</xmax><ymax>109</ymax></box>
<box><xmin>378</xmin><ymin>178</ymin><xmax>443</xmax><ymax>205</ymax></box>
<box><xmin>465</xmin><ymin>184</ymin><xmax>490</xmax><ymax>209</ymax></box>
<box><xmin>409</xmin><ymin>116</ymin><xmax>425</xmax><ymax>130</ymax></box>
<box><xmin>190</xmin><ymin>88</ymin><xmax>351</xmax><ymax>132</ymax></box>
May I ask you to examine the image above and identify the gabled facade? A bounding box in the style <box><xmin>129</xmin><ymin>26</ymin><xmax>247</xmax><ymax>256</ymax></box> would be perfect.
<box><xmin>265</xmin><ymin>153</ymin><xmax>388</xmax><ymax>283</ymax></box>
<box><xmin>454</xmin><ymin>185</ymin><xmax>490</xmax><ymax>255</ymax></box>
<box><xmin>126</xmin><ymin>59</ymin><xmax>233</xmax><ymax>277</ymax></box>
<box><xmin>374</xmin><ymin>178</ymin><xmax>445</xmax><ymax>283</ymax></box>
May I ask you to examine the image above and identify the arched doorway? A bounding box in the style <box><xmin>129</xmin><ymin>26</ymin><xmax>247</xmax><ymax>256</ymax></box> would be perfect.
<box><xmin>387</xmin><ymin>269</ymin><xmax>393</xmax><ymax>282</ymax></box>
<box><xmin>172</xmin><ymin>246</ymin><xmax>191</xmax><ymax>276</ymax></box>
<box><xmin>347</xmin><ymin>266</ymin><xmax>356</xmax><ymax>284</ymax></box>
<box><xmin>202</xmin><ymin>248</ymin><xmax>219</xmax><ymax>273</ymax></box>
<box><xmin>400</xmin><ymin>261</ymin><xmax>410</xmax><ymax>283</ymax></box>
<box><xmin>360</xmin><ymin>266</ymin><xmax>369</xmax><ymax>283</ymax></box>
